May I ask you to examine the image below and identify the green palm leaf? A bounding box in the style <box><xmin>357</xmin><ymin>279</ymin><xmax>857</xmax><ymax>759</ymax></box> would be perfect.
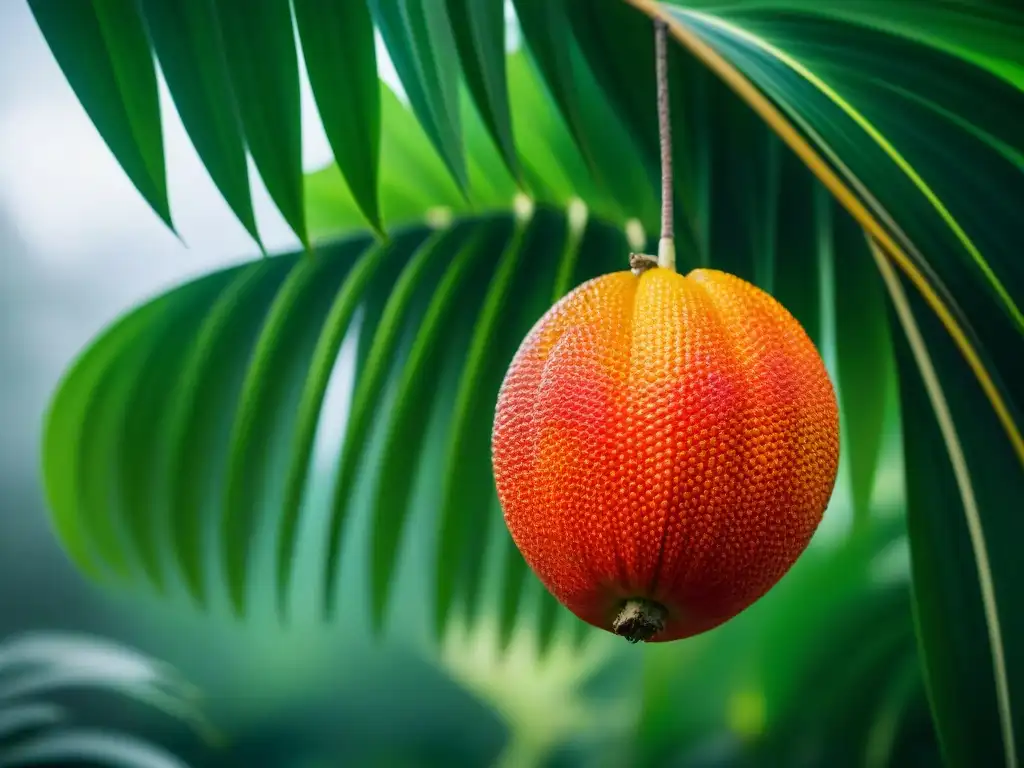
<box><xmin>29</xmin><ymin>2</ymin><xmax>1024</xmax><ymax>764</ymax></box>
<box><xmin>293</xmin><ymin>0</ymin><xmax>383</xmax><ymax>237</ymax></box>
<box><xmin>28</xmin><ymin>0</ymin><xmax>172</xmax><ymax>232</ymax></box>
<box><xmin>138</xmin><ymin>0</ymin><xmax>263</xmax><ymax>249</ymax></box>
<box><xmin>0</xmin><ymin>632</ymin><xmax>209</xmax><ymax>767</ymax></box>
<box><xmin>880</xmin><ymin>241</ymin><xmax>1022</xmax><ymax>768</ymax></box>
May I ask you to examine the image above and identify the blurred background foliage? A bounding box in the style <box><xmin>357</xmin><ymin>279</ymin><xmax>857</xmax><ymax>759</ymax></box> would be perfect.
<box><xmin>2</xmin><ymin>0</ymin><xmax>1022</xmax><ymax>765</ymax></box>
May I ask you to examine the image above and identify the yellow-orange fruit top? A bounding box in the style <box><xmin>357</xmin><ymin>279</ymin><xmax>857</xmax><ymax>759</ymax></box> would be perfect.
<box><xmin>491</xmin><ymin>267</ymin><xmax>840</xmax><ymax>641</ymax></box>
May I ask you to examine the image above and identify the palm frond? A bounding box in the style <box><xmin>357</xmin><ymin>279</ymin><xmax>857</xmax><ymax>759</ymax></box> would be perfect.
<box><xmin>26</xmin><ymin>2</ymin><xmax>1024</xmax><ymax>763</ymax></box>
<box><xmin>0</xmin><ymin>633</ymin><xmax>206</xmax><ymax>767</ymax></box>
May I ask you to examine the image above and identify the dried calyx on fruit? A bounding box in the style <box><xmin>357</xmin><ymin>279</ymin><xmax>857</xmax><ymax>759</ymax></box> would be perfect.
<box><xmin>612</xmin><ymin>599</ymin><xmax>667</xmax><ymax>644</ymax></box>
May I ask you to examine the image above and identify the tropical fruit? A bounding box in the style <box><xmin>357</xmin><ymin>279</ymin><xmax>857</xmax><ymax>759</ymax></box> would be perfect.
<box><xmin>491</xmin><ymin>265</ymin><xmax>840</xmax><ymax>642</ymax></box>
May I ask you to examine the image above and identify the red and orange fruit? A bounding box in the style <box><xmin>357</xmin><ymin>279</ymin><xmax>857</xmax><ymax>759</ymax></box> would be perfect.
<box><xmin>492</xmin><ymin>265</ymin><xmax>840</xmax><ymax>642</ymax></box>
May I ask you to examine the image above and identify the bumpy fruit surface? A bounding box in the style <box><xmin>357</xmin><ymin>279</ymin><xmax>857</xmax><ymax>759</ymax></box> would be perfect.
<box><xmin>492</xmin><ymin>267</ymin><xmax>839</xmax><ymax>642</ymax></box>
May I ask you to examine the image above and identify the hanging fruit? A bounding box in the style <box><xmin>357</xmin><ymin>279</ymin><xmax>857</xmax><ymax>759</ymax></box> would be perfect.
<box><xmin>492</xmin><ymin>264</ymin><xmax>839</xmax><ymax>642</ymax></box>
<box><xmin>490</xmin><ymin>19</ymin><xmax>839</xmax><ymax>643</ymax></box>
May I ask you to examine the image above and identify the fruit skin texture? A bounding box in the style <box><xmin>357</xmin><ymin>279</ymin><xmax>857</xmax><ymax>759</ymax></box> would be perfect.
<box><xmin>491</xmin><ymin>267</ymin><xmax>840</xmax><ymax>642</ymax></box>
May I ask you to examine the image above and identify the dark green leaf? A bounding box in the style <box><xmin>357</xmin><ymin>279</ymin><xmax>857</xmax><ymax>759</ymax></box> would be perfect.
<box><xmin>704</xmin><ymin>93</ymin><xmax>779</xmax><ymax>285</ymax></box>
<box><xmin>666</xmin><ymin>1</ymin><xmax>1024</xmax><ymax>96</ymax></box>
<box><xmin>112</xmin><ymin>271</ymin><xmax>241</xmax><ymax>589</ymax></box>
<box><xmin>833</xmin><ymin>221</ymin><xmax>894</xmax><ymax>530</ymax></box>
<box><xmin>434</xmin><ymin>211</ymin><xmax>568</xmax><ymax>638</ymax></box>
<box><xmin>221</xmin><ymin>237</ymin><xmax>373</xmax><ymax>616</ymax></box>
<box><xmin>305</xmin><ymin>49</ymin><xmax>627</xmax><ymax>238</ymax></box>
<box><xmin>759</xmin><ymin>586</ymin><xmax>915</xmax><ymax>764</ymax></box>
<box><xmin>275</xmin><ymin>231</ymin><xmax>429</xmax><ymax>616</ymax></box>
<box><xmin>138</xmin><ymin>0</ymin><xmax>262</xmax><ymax>249</ymax></box>
<box><xmin>504</xmin><ymin>53</ymin><xmax>599</xmax><ymax>212</ymax></box>
<box><xmin>864</xmin><ymin>656</ymin><xmax>924</xmax><ymax>768</ymax></box>
<box><xmin>661</xmin><ymin>3</ymin><xmax>1024</xmax><ymax>410</ymax></box>
<box><xmin>322</xmin><ymin>225</ymin><xmax>475</xmax><ymax>617</ymax></box>
<box><xmin>369</xmin><ymin>0</ymin><xmax>468</xmax><ymax>194</ymax></box>
<box><xmin>166</xmin><ymin>258</ymin><xmax>296</xmax><ymax>604</ymax></box>
<box><xmin>569</xmin><ymin>213</ymin><xmax>633</xmax><ymax>289</ymax></box>
<box><xmin>515</xmin><ymin>0</ymin><xmax>660</xmax><ymax>231</ymax></box>
<box><xmin>512</xmin><ymin>0</ymin><xmax>592</xmax><ymax>171</ymax></box>
<box><xmin>460</xmin><ymin>81</ymin><xmax>519</xmax><ymax>211</ymax></box>
<box><xmin>28</xmin><ymin>0</ymin><xmax>172</xmax><ymax>229</ymax></box>
<box><xmin>293</xmin><ymin>0</ymin><xmax>383</xmax><ymax>236</ymax></box>
<box><xmin>566</xmin><ymin>0</ymin><xmax>704</xmax><ymax>262</ymax></box>
<box><xmin>561</xmin><ymin>2</ymin><xmax>659</xmax><ymax>191</ymax></box>
<box><xmin>754</xmin><ymin>514</ymin><xmax>909</xmax><ymax>724</ymax></box>
<box><xmin>305</xmin><ymin>84</ymin><xmax>468</xmax><ymax>242</ymax></box>
<box><xmin>771</xmin><ymin>155</ymin><xmax>823</xmax><ymax>349</ymax></box>
<box><xmin>213</xmin><ymin>0</ymin><xmax>308</xmax><ymax>247</ymax></box>
<box><xmin>886</xmin><ymin>252</ymin><xmax>1023</xmax><ymax>768</ymax></box>
<box><xmin>446</xmin><ymin>0</ymin><xmax>520</xmax><ymax>182</ymax></box>
<box><xmin>369</xmin><ymin>219</ymin><xmax>513</xmax><ymax>633</ymax></box>
<box><xmin>432</xmin><ymin>220</ymin><xmax>530</xmax><ymax>638</ymax></box>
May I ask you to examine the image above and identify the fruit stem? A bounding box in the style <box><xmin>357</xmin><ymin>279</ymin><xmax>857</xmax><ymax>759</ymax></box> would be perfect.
<box><xmin>612</xmin><ymin>598</ymin><xmax>667</xmax><ymax>643</ymax></box>
<box><xmin>654</xmin><ymin>19</ymin><xmax>676</xmax><ymax>272</ymax></box>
